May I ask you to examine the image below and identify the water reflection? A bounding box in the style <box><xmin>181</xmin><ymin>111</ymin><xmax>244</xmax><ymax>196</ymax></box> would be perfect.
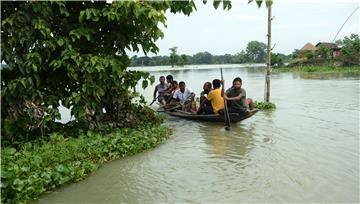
<box><xmin>199</xmin><ymin>123</ymin><xmax>255</xmax><ymax>162</ymax></box>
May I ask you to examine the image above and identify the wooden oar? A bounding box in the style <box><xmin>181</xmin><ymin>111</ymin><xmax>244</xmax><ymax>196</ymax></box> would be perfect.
<box><xmin>220</xmin><ymin>67</ymin><xmax>231</xmax><ymax>130</ymax></box>
<box><xmin>150</xmin><ymin>95</ymin><xmax>160</xmax><ymax>105</ymax></box>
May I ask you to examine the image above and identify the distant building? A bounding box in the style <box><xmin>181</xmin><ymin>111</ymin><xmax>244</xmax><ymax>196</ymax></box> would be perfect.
<box><xmin>300</xmin><ymin>43</ymin><xmax>317</xmax><ymax>53</ymax></box>
<box><xmin>315</xmin><ymin>42</ymin><xmax>341</xmax><ymax>58</ymax></box>
<box><xmin>298</xmin><ymin>42</ymin><xmax>342</xmax><ymax>58</ymax></box>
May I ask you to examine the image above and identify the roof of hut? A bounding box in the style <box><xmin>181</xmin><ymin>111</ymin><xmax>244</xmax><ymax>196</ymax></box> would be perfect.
<box><xmin>300</xmin><ymin>43</ymin><xmax>317</xmax><ymax>51</ymax></box>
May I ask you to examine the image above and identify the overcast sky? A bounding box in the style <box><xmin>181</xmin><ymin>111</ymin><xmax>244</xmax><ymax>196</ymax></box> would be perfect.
<box><xmin>131</xmin><ymin>0</ymin><xmax>359</xmax><ymax>57</ymax></box>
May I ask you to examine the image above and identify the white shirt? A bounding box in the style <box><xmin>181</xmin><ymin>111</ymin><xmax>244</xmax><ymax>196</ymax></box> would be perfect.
<box><xmin>173</xmin><ymin>88</ymin><xmax>193</xmax><ymax>105</ymax></box>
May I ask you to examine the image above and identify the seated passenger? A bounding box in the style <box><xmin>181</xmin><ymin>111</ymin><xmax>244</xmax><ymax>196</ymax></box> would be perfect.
<box><xmin>173</xmin><ymin>81</ymin><xmax>195</xmax><ymax>112</ymax></box>
<box><xmin>153</xmin><ymin>76</ymin><xmax>168</xmax><ymax>105</ymax></box>
<box><xmin>223</xmin><ymin>77</ymin><xmax>257</xmax><ymax>114</ymax></box>
<box><xmin>201</xmin><ymin>79</ymin><xmax>224</xmax><ymax>115</ymax></box>
<box><xmin>200</xmin><ymin>82</ymin><xmax>212</xmax><ymax>104</ymax></box>
<box><xmin>166</xmin><ymin>80</ymin><xmax>179</xmax><ymax>104</ymax></box>
<box><xmin>163</xmin><ymin>75</ymin><xmax>174</xmax><ymax>102</ymax></box>
<box><xmin>197</xmin><ymin>82</ymin><xmax>212</xmax><ymax>114</ymax></box>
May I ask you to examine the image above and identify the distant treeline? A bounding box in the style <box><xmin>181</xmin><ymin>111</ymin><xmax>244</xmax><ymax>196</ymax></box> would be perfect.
<box><xmin>130</xmin><ymin>51</ymin><xmax>292</xmax><ymax>67</ymax></box>
<box><xmin>130</xmin><ymin>41</ymin><xmax>292</xmax><ymax>67</ymax></box>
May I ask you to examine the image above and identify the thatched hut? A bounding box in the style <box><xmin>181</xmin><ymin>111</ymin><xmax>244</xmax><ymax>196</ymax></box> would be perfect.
<box><xmin>300</xmin><ymin>43</ymin><xmax>318</xmax><ymax>52</ymax></box>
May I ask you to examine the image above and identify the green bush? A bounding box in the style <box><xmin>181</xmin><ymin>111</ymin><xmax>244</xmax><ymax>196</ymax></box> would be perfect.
<box><xmin>1</xmin><ymin>125</ymin><xmax>171</xmax><ymax>204</ymax></box>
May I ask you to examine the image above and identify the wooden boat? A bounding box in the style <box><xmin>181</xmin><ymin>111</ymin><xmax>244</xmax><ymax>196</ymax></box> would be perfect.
<box><xmin>165</xmin><ymin>109</ymin><xmax>258</xmax><ymax>123</ymax></box>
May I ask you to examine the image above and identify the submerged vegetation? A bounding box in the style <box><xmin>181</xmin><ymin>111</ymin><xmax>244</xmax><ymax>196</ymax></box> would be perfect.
<box><xmin>254</xmin><ymin>101</ymin><xmax>276</xmax><ymax>110</ymax></box>
<box><xmin>1</xmin><ymin>125</ymin><xmax>171</xmax><ymax>204</ymax></box>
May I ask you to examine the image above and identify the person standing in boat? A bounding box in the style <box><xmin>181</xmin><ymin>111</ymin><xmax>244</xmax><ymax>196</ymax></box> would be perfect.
<box><xmin>201</xmin><ymin>79</ymin><xmax>224</xmax><ymax>115</ymax></box>
<box><xmin>223</xmin><ymin>77</ymin><xmax>256</xmax><ymax>114</ymax></box>
<box><xmin>173</xmin><ymin>81</ymin><xmax>196</xmax><ymax>112</ymax></box>
<box><xmin>153</xmin><ymin>76</ymin><xmax>168</xmax><ymax>105</ymax></box>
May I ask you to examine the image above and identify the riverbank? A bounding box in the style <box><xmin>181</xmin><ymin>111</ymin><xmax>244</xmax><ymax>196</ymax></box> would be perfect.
<box><xmin>1</xmin><ymin>125</ymin><xmax>171</xmax><ymax>204</ymax></box>
<box><xmin>273</xmin><ymin>66</ymin><xmax>360</xmax><ymax>74</ymax></box>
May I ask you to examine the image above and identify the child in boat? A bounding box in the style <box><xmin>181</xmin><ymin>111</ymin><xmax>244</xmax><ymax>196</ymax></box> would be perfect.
<box><xmin>199</xmin><ymin>79</ymin><xmax>224</xmax><ymax>114</ymax></box>
<box><xmin>173</xmin><ymin>81</ymin><xmax>196</xmax><ymax>112</ymax></box>
<box><xmin>153</xmin><ymin>76</ymin><xmax>168</xmax><ymax>105</ymax></box>
<box><xmin>223</xmin><ymin>77</ymin><xmax>257</xmax><ymax>114</ymax></box>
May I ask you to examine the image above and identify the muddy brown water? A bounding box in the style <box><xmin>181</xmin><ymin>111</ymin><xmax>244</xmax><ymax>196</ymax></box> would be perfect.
<box><xmin>37</xmin><ymin>66</ymin><xmax>359</xmax><ymax>203</ymax></box>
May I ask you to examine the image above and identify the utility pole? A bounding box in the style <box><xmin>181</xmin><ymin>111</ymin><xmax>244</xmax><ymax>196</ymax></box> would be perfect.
<box><xmin>265</xmin><ymin>4</ymin><xmax>272</xmax><ymax>102</ymax></box>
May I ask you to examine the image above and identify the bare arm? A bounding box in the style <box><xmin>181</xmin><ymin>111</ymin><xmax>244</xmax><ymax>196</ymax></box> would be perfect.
<box><xmin>163</xmin><ymin>84</ymin><xmax>173</xmax><ymax>94</ymax></box>
<box><xmin>153</xmin><ymin>86</ymin><xmax>158</xmax><ymax>99</ymax></box>
<box><xmin>224</xmin><ymin>93</ymin><xmax>242</xmax><ymax>101</ymax></box>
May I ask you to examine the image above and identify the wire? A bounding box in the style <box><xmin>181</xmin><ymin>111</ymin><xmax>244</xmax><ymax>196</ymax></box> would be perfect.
<box><xmin>332</xmin><ymin>6</ymin><xmax>359</xmax><ymax>42</ymax></box>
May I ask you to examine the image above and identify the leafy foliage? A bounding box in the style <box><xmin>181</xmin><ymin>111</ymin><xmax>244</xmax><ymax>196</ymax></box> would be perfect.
<box><xmin>192</xmin><ymin>51</ymin><xmax>214</xmax><ymax>64</ymax></box>
<box><xmin>1</xmin><ymin>125</ymin><xmax>171</xmax><ymax>204</ymax></box>
<box><xmin>254</xmin><ymin>101</ymin><xmax>276</xmax><ymax>110</ymax></box>
<box><xmin>271</xmin><ymin>53</ymin><xmax>285</xmax><ymax>67</ymax></box>
<box><xmin>245</xmin><ymin>41</ymin><xmax>267</xmax><ymax>63</ymax></box>
<box><xmin>169</xmin><ymin>46</ymin><xmax>179</xmax><ymax>67</ymax></box>
<box><xmin>1</xmin><ymin>1</ymin><xmax>231</xmax><ymax>142</ymax></box>
<box><xmin>337</xmin><ymin>33</ymin><xmax>360</xmax><ymax>57</ymax></box>
<box><xmin>248</xmin><ymin>0</ymin><xmax>273</xmax><ymax>8</ymax></box>
<box><xmin>315</xmin><ymin>45</ymin><xmax>332</xmax><ymax>60</ymax></box>
<box><xmin>336</xmin><ymin>33</ymin><xmax>360</xmax><ymax>66</ymax></box>
<box><xmin>179</xmin><ymin>54</ymin><xmax>190</xmax><ymax>66</ymax></box>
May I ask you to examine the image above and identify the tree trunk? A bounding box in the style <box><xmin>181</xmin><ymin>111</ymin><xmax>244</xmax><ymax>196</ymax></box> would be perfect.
<box><xmin>265</xmin><ymin>4</ymin><xmax>272</xmax><ymax>102</ymax></box>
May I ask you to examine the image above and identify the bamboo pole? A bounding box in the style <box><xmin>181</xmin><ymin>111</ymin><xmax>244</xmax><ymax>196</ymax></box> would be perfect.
<box><xmin>265</xmin><ymin>4</ymin><xmax>272</xmax><ymax>102</ymax></box>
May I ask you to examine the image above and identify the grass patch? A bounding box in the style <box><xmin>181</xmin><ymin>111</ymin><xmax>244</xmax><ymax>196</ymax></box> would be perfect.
<box><xmin>1</xmin><ymin>125</ymin><xmax>171</xmax><ymax>204</ymax></box>
<box><xmin>273</xmin><ymin>66</ymin><xmax>360</xmax><ymax>73</ymax></box>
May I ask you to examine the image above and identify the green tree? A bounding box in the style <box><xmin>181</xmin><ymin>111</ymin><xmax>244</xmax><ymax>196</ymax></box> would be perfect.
<box><xmin>245</xmin><ymin>41</ymin><xmax>267</xmax><ymax>63</ymax></box>
<box><xmin>338</xmin><ymin>33</ymin><xmax>360</xmax><ymax>56</ymax></box>
<box><xmin>271</xmin><ymin>53</ymin><xmax>284</xmax><ymax>67</ymax></box>
<box><xmin>291</xmin><ymin>49</ymin><xmax>300</xmax><ymax>59</ymax></box>
<box><xmin>232</xmin><ymin>50</ymin><xmax>248</xmax><ymax>63</ymax></box>
<box><xmin>336</xmin><ymin>33</ymin><xmax>360</xmax><ymax>65</ymax></box>
<box><xmin>192</xmin><ymin>51</ymin><xmax>213</xmax><ymax>64</ymax></box>
<box><xmin>1</xmin><ymin>1</ymin><xmax>232</xmax><ymax>141</ymax></box>
<box><xmin>304</xmin><ymin>50</ymin><xmax>315</xmax><ymax>60</ymax></box>
<box><xmin>180</xmin><ymin>54</ymin><xmax>190</xmax><ymax>65</ymax></box>
<box><xmin>129</xmin><ymin>55</ymin><xmax>138</xmax><ymax>66</ymax></box>
<box><xmin>169</xmin><ymin>46</ymin><xmax>179</xmax><ymax>67</ymax></box>
<box><xmin>315</xmin><ymin>45</ymin><xmax>331</xmax><ymax>60</ymax></box>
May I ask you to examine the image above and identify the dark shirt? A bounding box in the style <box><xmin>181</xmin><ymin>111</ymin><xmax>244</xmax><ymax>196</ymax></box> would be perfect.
<box><xmin>200</xmin><ymin>89</ymin><xmax>212</xmax><ymax>106</ymax></box>
<box><xmin>225</xmin><ymin>87</ymin><xmax>248</xmax><ymax>110</ymax></box>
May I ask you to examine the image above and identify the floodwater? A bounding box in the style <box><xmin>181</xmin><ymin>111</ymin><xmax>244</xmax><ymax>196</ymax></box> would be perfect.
<box><xmin>37</xmin><ymin>65</ymin><xmax>359</xmax><ymax>203</ymax></box>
